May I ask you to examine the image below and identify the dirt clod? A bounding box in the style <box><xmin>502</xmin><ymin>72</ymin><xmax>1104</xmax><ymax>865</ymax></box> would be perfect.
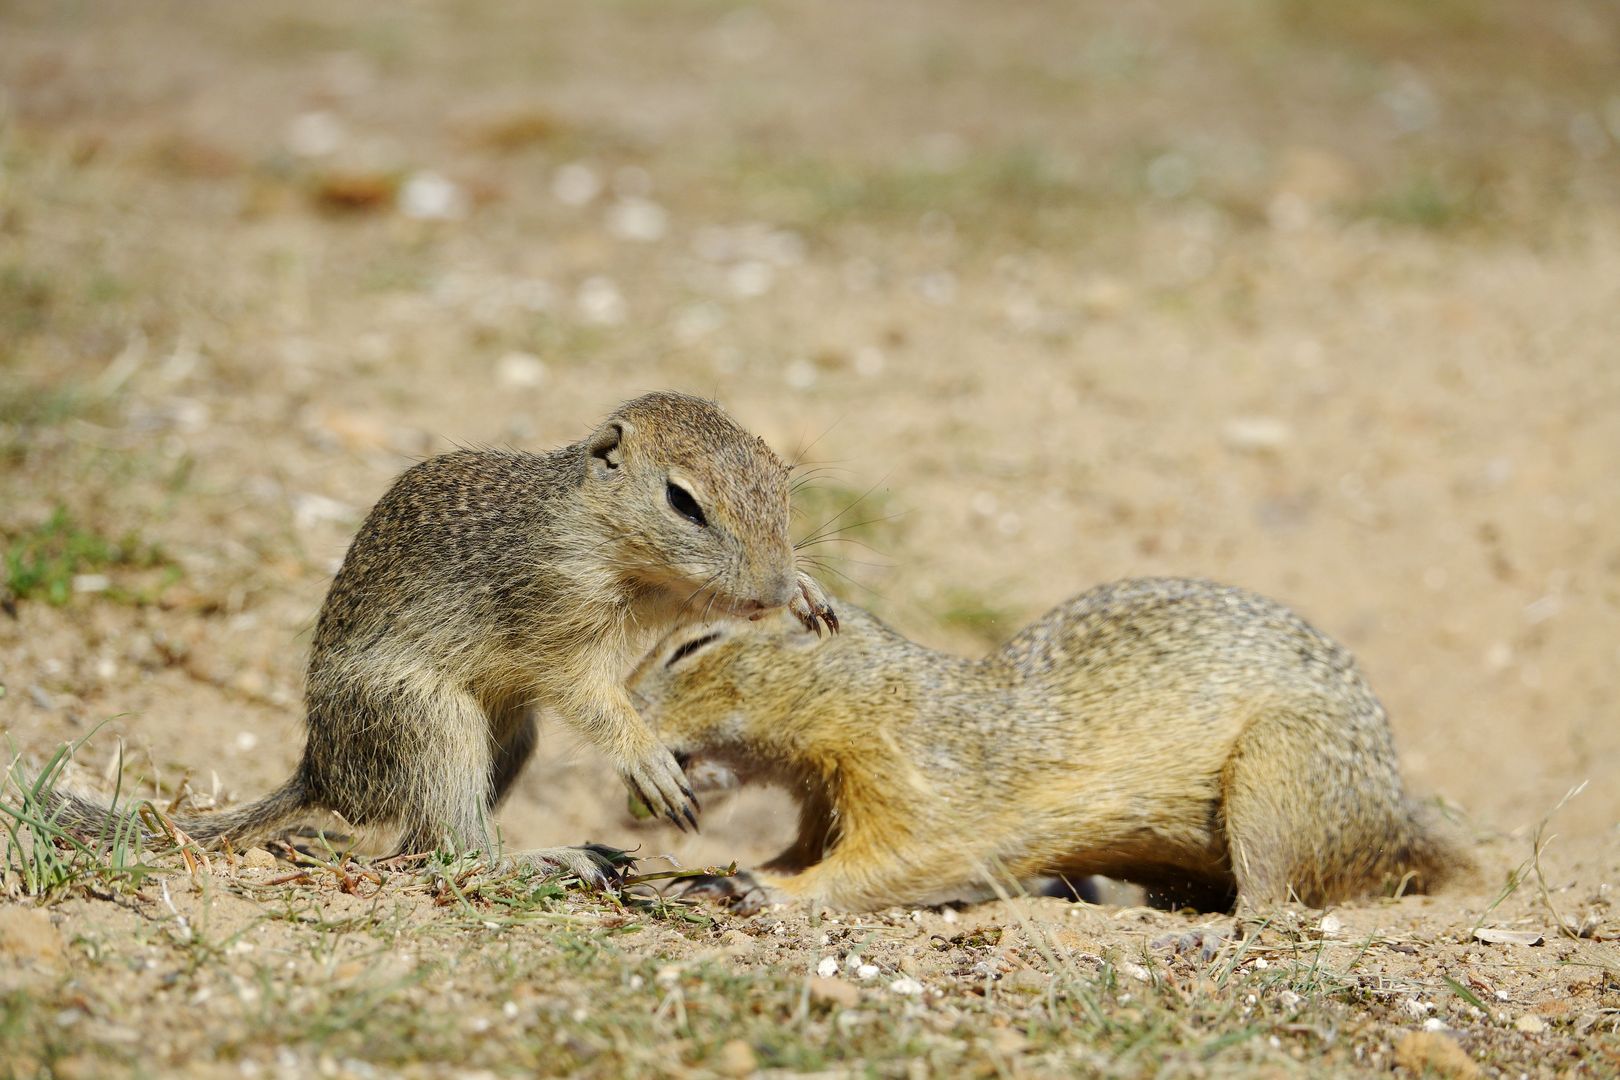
<box><xmin>241</xmin><ymin>847</ymin><xmax>278</xmax><ymax>870</ymax></box>
<box><xmin>809</xmin><ymin>975</ymin><xmax>861</xmax><ymax>1008</ymax></box>
<box><xmin>713</xmin><ymin>1038</ymin><xmax>757</xmax><ymax>1077</ymax></box>
<box><xmin>0</xmin><ymin>907</ymin><xmax>64</xmax><ymax>972</ymax></box>
<box><xmin>1393</xmin><ymin>1031</ymin><xmax>1481</xmax><ymax>1079</ymax></box>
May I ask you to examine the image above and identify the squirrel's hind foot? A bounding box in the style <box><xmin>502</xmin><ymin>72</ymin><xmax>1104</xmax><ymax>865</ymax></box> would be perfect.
<box><xmin>680</xmin><ymin>869</ymin><xmax>774</xmax><ymax>915</ymax></box>
<box><xmin>527</xmin><ymin>843</ymin><xmax>636</xmax><ymax>890</ymax></box>
<box><xmin>1150</xmin><ymin>927</ymin><xmax>1232</xmax><ymax>964</ymax></box>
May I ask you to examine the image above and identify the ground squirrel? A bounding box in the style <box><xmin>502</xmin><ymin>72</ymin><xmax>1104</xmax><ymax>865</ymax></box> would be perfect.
<box><xmin>630</xmin><ymin>577</ymin><xmax>1467</xmax><ymax>910</ymax></box>
<box><xmin>52</xmin><ymin>391</ymin><xmax>837</xmax><ymax>883</ymax></box>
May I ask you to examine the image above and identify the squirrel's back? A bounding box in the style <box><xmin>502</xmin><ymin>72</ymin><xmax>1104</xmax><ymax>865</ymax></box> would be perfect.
<box><xmin>995</xmin><ymin>578</ymin><xmax>1402</xmax><ymax>804</ymax></box>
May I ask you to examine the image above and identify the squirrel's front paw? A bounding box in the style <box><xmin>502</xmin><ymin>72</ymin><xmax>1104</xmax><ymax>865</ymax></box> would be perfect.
<box><xmin>619</xmin><ymin>746</ymin><xmax>699</xmax><ymax>833</ymax></box>
<box><xmin>788</xmin><ymin>571</ymin><xmax>839</xmax><ymax>636</ymax></box>
<box><xmin>681</xmin><ymin>870</ymin><xmax>773</xmax><ymax>915</ymax></box>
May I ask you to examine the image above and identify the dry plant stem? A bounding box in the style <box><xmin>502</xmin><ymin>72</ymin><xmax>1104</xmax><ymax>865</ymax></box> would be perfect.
<box><xmin>1531</xmin><ymin>780</ymin><xmax>1589</xmax><ymax>941</ymax></box>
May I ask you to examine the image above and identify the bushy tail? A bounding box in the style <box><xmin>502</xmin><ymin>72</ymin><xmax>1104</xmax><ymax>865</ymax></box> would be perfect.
<box><xmin>44</xmin><ymin>775</ymin><xmax>313</xmax><ymax>848</ymax></box>
<box><xmin>1392</xmin><ymin>799</ymin><xmax>1475</xmax><ymax>895</ymax></box>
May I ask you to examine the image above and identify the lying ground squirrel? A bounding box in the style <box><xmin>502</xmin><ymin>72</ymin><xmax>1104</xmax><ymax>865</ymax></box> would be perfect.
<box><xmin>52</xmin><ymin>391</ymin><xmax>836</xmax><ymax>883</ymax></box>
<box><xmin>630</xmin><ymin>577</ymin><xmax>1468</xmax><ymax>910</ymax></box>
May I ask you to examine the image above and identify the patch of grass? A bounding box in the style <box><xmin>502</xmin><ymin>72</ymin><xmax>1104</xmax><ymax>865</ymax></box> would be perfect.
<box><xmin>791</xmin><ymin>479</ymin><xmax>900</xmax><ymax>602</ymax></box>
<box><xmin>1353</xmin><ymin>172</ymin><xmax>1486</xmax><ymax>231</ymax></box>
<box><xmin>935</xmin><ymin>586</ymin><xmax>1020</xmax><ymax>646</ymax></box>
<box><xmin>0</xmin><ymin>263</ymin><xmax>55</xmax><ymax>347</ymax></box>
<box><xmin>792</xmin><ymin>479</ymin><xmax>898</xmax><ymax>548</ymax></box>
<box><xmin>0</xmin><ymin>381</ymin><xmax>88</xmax><ymax>430</ymax></box>
<box><xmin>1274</xmin><ymin>0</ymin><xmax>1501</xmax><ymax>49</ymax></box>
<box><xmin>732</xmin><ymin>147</ymin><xmax>1105</xmax><ymax>241</ymax></box>
<box><xmin>2</xmin><ymin>506</ymin><xmax>177</xmax><ymax>607</ymax></box>
<box><xmin>1</xmin><ymin>737</ymin><xmax>164</xmax><ymax>902</ymax></box>
<box><xmin>2</xmin><ymin>838</ymin><xmax>1603</xmax><ymax>1076</ymax></box>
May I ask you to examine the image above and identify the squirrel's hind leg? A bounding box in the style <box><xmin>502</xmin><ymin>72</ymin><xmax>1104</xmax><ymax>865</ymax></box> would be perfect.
<box><xmin>1220</xmin><ymin>707</ymin><xmax>1405</xmax><ymax>907</ymax></box>
<box><xmin>380</xmin><ymin>686</ymin><xmax>502</xmax><ymax>862</ymax></box>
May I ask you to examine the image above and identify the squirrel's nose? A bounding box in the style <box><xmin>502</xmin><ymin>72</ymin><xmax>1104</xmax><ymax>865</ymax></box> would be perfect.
<box><xmin>765</xmin><ymin>569</ymin><xmax>797</xmax><ymax>609</ymax></box>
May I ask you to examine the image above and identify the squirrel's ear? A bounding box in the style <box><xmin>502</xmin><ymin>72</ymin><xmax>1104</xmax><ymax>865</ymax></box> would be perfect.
<box><xmin>586</xmin><ymin>421</ymin><xmax>627</xmax><ymax>478</ymax></box>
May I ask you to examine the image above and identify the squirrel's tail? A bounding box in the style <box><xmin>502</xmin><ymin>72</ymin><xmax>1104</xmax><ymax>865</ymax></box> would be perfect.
<box><xmin>1393</xmin><ymin>798</ymin><xmax>1475</xmax><ymax>895</ymax></box>
<box><xmin>43</xmin><ymin>775</ymin><xmax>314</xmax><ymax>848</ymax></box>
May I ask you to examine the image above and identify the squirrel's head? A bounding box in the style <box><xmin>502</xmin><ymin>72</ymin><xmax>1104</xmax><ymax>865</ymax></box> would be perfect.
<box><xmin>579</xmin><ymin>390</ymin><xmax>799</xmax><ymax>619</ymax></box>
<box><xmin>629</xmin><ymin>609</ymin><xmax>851</xmax><ymax>787</ymax></box>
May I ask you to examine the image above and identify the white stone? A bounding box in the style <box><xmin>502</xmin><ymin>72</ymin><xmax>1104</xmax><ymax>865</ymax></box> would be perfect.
<box><xmin>398</xmin><ymin>172</ymin><xmax>468</xmax><ymax>221</ymax></box>
<box><xmin>728</xmin><ymin>261</ymin><xmax>774</xmax><ymax>298</ymax></box>
<box><xmin>552</xmin><ymin>163</ymin><xmax>602</xmax><ymax>206</ymax></box>
<box><xmin>495</xmin><ymin>352</ymin><xmax>547</xmax><ymax>389</ymax></box>
<box><xmin>286</xmin><ymin>111</ymin><xmax>344</xmax><ymax>158</ymax></box>
<box><xmin>606</xmin><ymin>198</ymin><xmax>668</xmax><ymax>243</ymax></box>
<box><xmin>576</xmin><ymin>277</ymin><xmax>627</xmax><ymax>326</ymax></box>
<box><xmin>1222</xmin><ymin>416</ymin><xmax>1293</xmax><ymax>453</ymax></box>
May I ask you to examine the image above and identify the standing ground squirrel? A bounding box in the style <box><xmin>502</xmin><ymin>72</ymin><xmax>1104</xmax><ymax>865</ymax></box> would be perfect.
<box><xmin>630</xmin><ymin>577</ymin><xmax>1469</xmax><ymax>910</ymax></box>
<box><xmin>52</xmin><ymin>391</ymin><xmax>836</xmax><ymax>882</ymax></box>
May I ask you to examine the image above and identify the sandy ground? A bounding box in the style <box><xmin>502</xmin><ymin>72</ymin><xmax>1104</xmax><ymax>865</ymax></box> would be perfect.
<box><xmin>3</xmin><ymin>1</ymin><xmax>1619</xmax><ymax>1075</ymax></box>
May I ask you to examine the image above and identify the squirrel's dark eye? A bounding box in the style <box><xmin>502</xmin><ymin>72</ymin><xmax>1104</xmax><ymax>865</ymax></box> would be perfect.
<box><xmin>666</xmin><ymin>482</ymin><xmax>707</xmax><ymax>527</ymax></box>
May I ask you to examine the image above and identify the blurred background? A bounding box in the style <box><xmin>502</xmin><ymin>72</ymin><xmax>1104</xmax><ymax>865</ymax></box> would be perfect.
<box><xmin>3</xmin><ymin>1</ymin><xmax>1618</xmax><ymax>877</ymax></box>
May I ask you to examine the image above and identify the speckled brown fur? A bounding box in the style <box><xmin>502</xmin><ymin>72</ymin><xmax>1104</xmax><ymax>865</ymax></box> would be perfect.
<box><xmin>631</xmin><ymin>577</ymin><xmax>1469</xmax><ymax>910</ymax></box>
<box><xmin>51</xmin><ymin>391</ymin><xmax>835</xmax><ymax>882</ymax></box>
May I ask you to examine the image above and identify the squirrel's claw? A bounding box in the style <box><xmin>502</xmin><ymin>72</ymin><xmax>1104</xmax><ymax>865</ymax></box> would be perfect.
<box><xmin>1150</xmin><ymin>927</ymin><xmax>1230</xmax><ymax>963</ymax></box>
<box><xmin>789</xmin><ymin>571</ymin><xmax>838</xmax><ymax>637</ymax></box>
<box><xmin>621</xmin><ymin>746</ymin><xmax>700</xmax><ymax>832</ymax></box>
<box><xmin>531</xmin><ymin>844</ymin><xmax>633</xmax><ymax>890</ymax></box>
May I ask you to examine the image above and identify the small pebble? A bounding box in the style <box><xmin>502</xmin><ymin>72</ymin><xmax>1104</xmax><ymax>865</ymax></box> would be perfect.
<box><xmin>606</xmin><ymin>198</ymin><xmax>668</xmax><ymax>243</ymax></box>
<box><xmin>713</xmin><ymin>1039</ymin><xmax>756</xmax><ymax>1078</ymax></box>
<box><xmin>1393</xmin><ymin>1029</ymin><xmax>1483</xmax><ymax>1080</ymax></box>
<box><xmin>495</xmin><ymin>352</ymin><xmax>547</xmax><ymax>389</ymax></box>
<box><xmin>577</xmin><ymin>277</ymin><xmax>627</xmax><ymax>326</ymax></box>
<box><xmin>398</xmin><ymin>172</ymin><xmax>468</xmax><ymax>221</ymax></box>
<box><xmin>552</xmin><ymin>162</ymin><xmax>601</xmax><ymax>206</ymax></box>
<box><xmin>241</xmin><ymin>848</ymin><xmax>278</xmax><ymax>871</ymax></box>
<box><xmin>286</xmin><ymin>111</ymin><xmax>344</xmax><ymax>158</ymax></box>
<box><xmin>1222</xmin><ymin>416</ymin><xmax>1292</xmax><ymax>453</ymax></box>
<box><xmin>809</xmin><ymin>976</ymin><xmax>860</xmax><ymax>1008</ymax></box>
